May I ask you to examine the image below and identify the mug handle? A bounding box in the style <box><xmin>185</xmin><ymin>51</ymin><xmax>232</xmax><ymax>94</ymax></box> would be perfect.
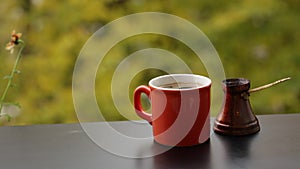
<box><xmin>134</xmin><ymin>85</ymin><xmax>152</xmax><ymax>124</ymax></box>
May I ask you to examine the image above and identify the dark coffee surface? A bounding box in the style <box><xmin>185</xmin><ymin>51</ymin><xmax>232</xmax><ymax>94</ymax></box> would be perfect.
<box><xmin>158</xmin><ymin>82</ymin><xmax>202</xmax><ymax>89</ymax></box>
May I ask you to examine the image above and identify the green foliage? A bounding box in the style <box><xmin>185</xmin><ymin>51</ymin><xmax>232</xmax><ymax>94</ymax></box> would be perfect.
<box><xmin>0</xmin><ymin>0</ymin><xmax>299</xmax><ymax>125</ymax></box>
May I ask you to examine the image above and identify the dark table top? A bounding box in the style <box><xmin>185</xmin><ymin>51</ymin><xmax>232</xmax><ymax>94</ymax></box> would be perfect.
<box><xmin>0</xmin><ymin>114</ymin><xmax>299</xmax><ymax>169</ymax></box>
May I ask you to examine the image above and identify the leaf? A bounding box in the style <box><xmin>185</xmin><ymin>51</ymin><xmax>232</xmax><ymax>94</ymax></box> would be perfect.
<box><xmin>3</xmin><ymin>75</ymin><xmax>12</xmax><ymax>80</ymax></box>
<box><xmin>0</xmin><ymin>113</ymin><xmax>12</xmax><ymax>122</ymax></box>
<box><xmin>14</xmin><ymin>70</ymin><xmax>21</xmax><ymax>74</ymax></box>
<box><xmin>9</xmin><ymin>84</ymin><xmax>17</xmax><ymax>88</ymax></box>
<box><xmin>12</xmin><ymin>102</ymin><xmax>21</xmax><ymax>108</ymax></box>
<box><xmin>4</xmin><ymin>114</ymin><xmax>12</xmax><ymax>122</ymax></box>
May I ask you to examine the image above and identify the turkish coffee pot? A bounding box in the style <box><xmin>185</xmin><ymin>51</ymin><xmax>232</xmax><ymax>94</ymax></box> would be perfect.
<box><xmin>214</xmin><ymin>77</ymin><xmax>290</xmax><ymax>136</ymax></box>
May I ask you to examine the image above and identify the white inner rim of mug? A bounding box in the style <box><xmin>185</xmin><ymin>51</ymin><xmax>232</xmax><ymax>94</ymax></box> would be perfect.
<box><xmin>149</xmin><ymin>74</ymin><xmax>211</xmax><ymax>91</ymax></box>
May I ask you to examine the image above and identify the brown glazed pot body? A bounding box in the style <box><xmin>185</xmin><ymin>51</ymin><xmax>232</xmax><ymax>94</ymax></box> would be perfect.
<box><xmin>214</xmin><ymin>78</ymin><xmax>260</xmax><ymax>136</ymax></box>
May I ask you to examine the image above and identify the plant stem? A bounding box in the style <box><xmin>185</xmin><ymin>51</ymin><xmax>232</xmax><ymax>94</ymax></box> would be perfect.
<box><xmin>0</xmin><ymin>41</ymin><xmax>25</xmax><ymax>115</ymax></box>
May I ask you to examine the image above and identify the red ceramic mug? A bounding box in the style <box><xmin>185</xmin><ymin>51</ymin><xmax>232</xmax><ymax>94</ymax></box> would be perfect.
<box><xmin>134</xmin><ymin>74</ymin><xmax>211</xmax><ymax>146</ymax></box>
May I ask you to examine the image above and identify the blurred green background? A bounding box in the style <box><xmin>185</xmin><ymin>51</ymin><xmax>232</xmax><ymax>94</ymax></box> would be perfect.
<box><xmin>0</xmin><ymin>0</ymin><xmax>299</xmax><ymax>125</ymax></box>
